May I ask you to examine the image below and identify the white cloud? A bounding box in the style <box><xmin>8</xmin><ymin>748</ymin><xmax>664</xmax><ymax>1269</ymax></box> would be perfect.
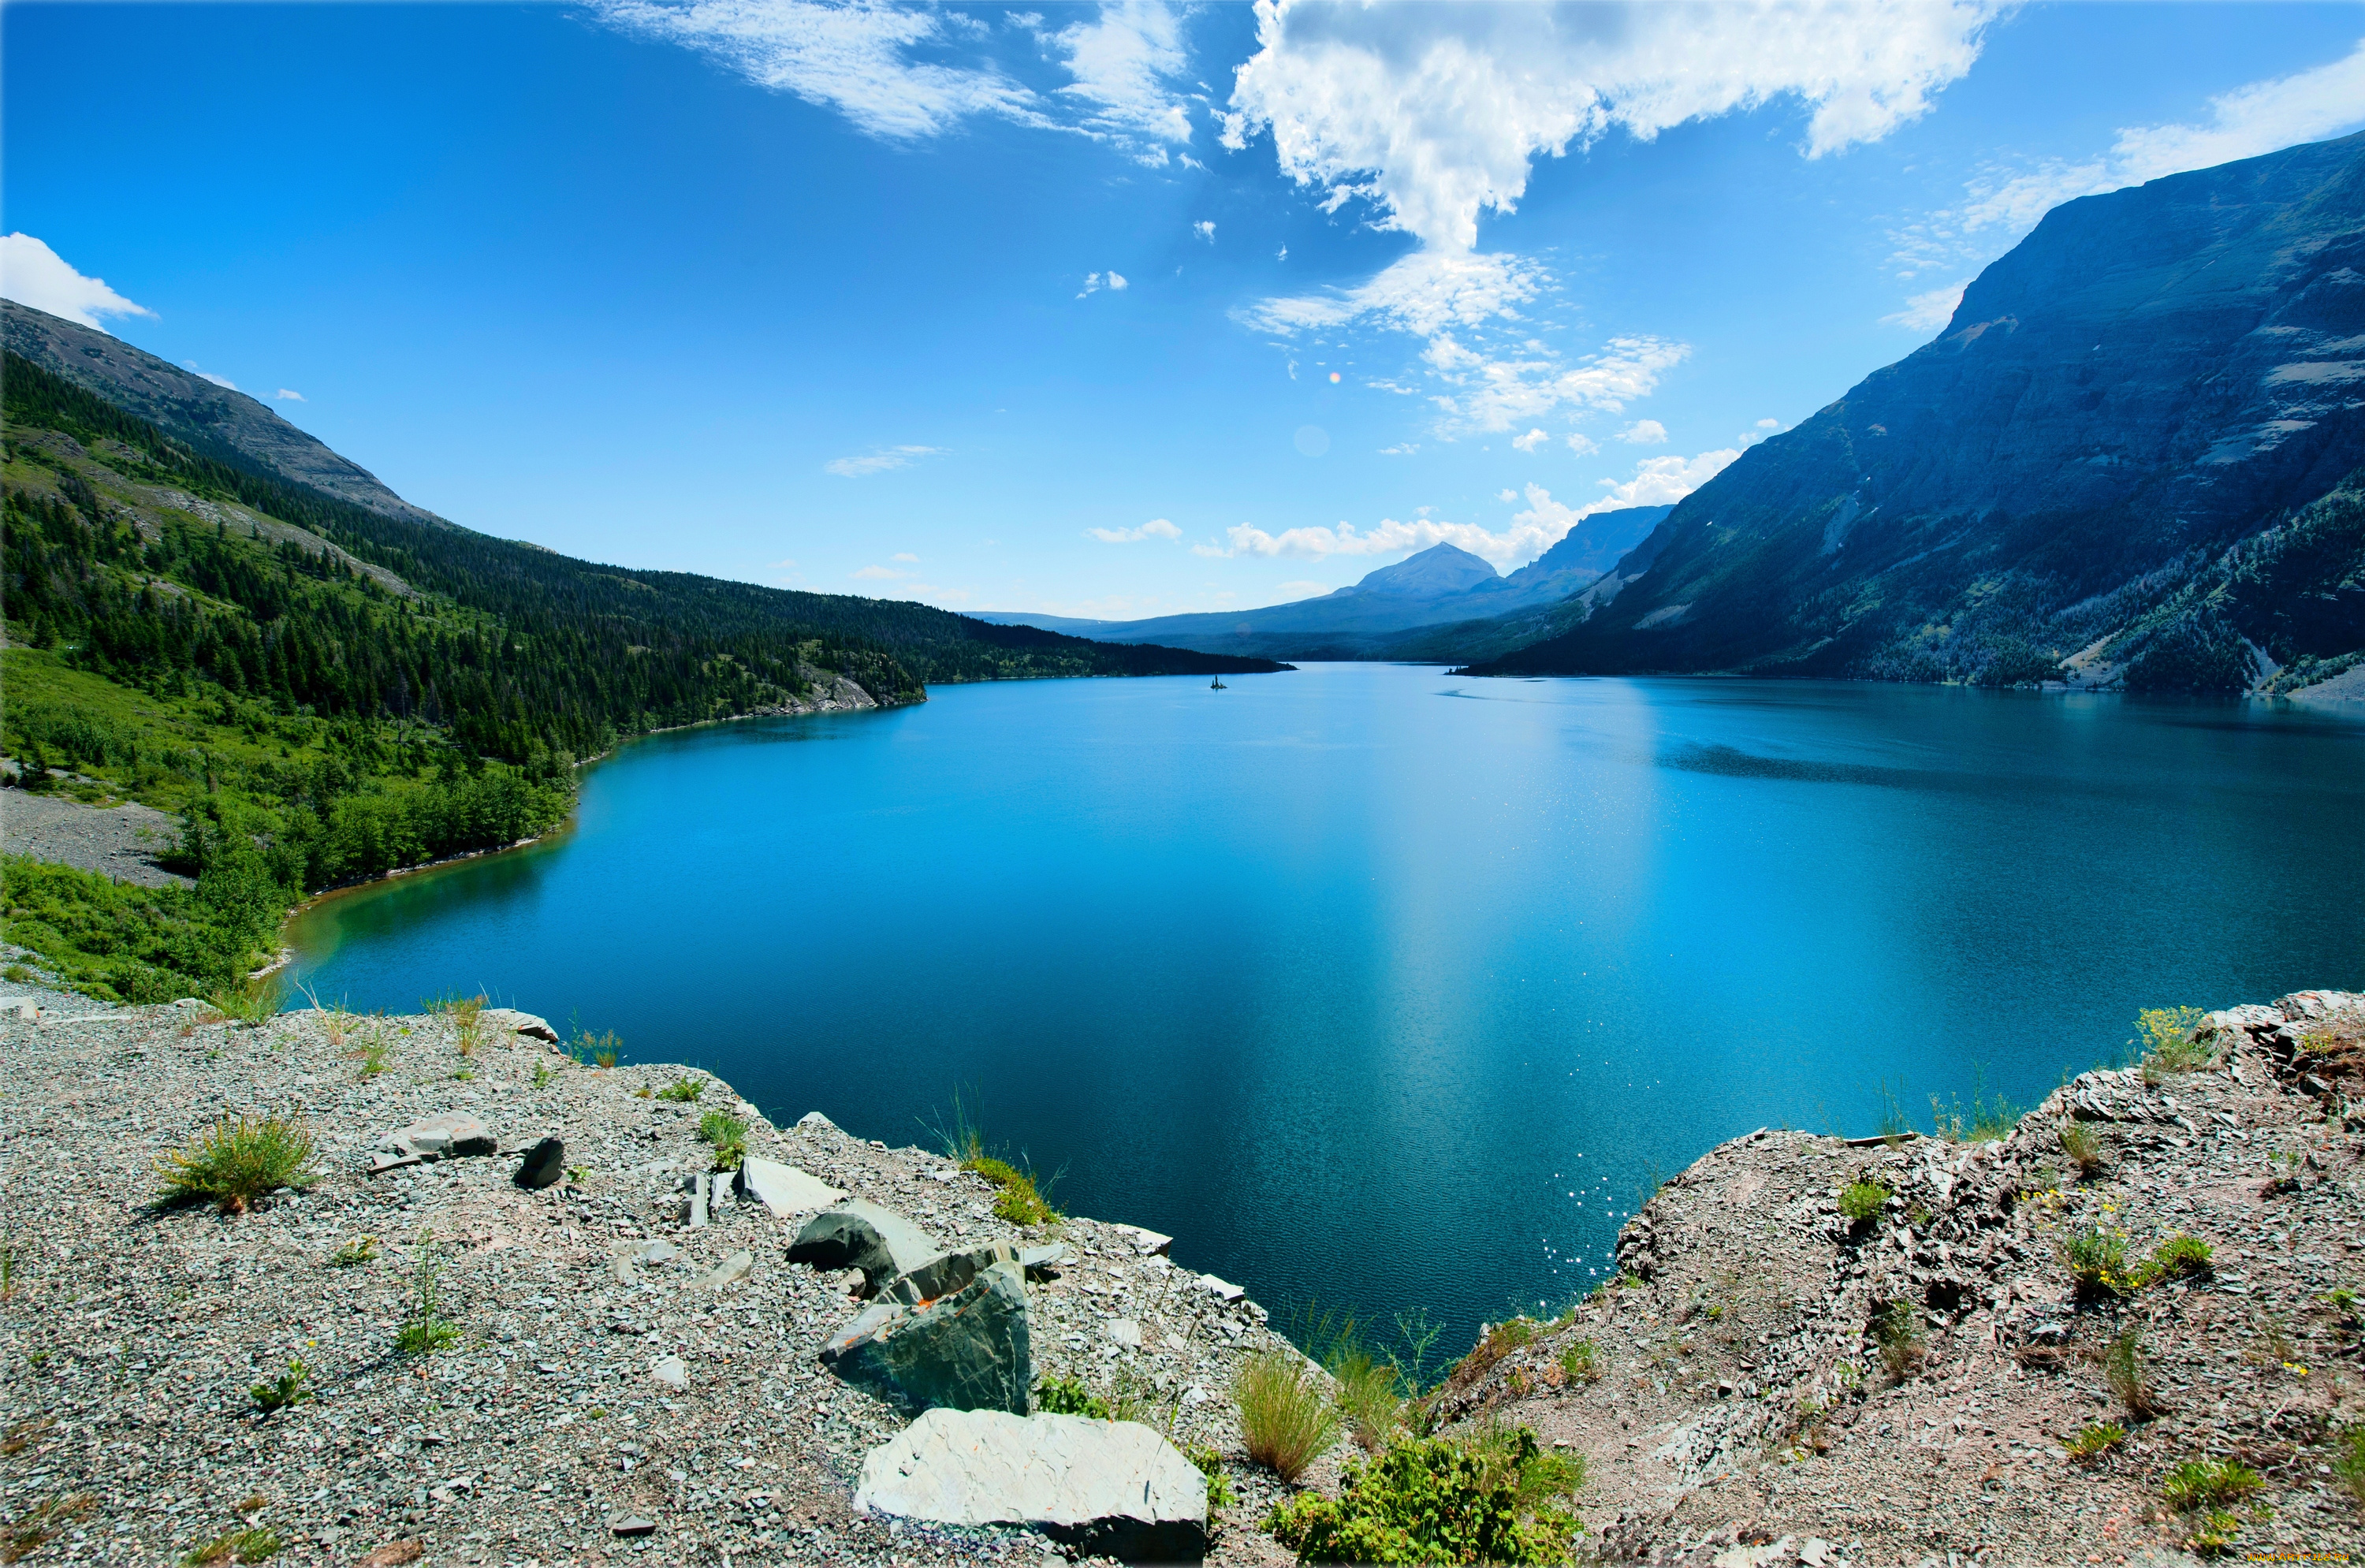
<box><xmin>594</xmin><ymin>0</ymin><xmax>1195</xmax><ymax>162</ymax></box>
<box><xmin>1495</xmin><ymin>488</ymin><xmax>1519</xmax><ymax>501</ymax></box>
<box><xmin>1227</xmin><ymin>0</ymin><xmax>1995</xmax><ymax>253</ymax></box>
<box><xmin>1887</xmin><ymin>39</ymin><xmax>2365</xmax><ymax>294</ymax></box>
<box><xmin>1879</xmin><ymin>280</ymin><xmax>1967</xmax><ymax>332</ymax></box>
<box><xmin>1594</xmin><ymin>449</ymin><xmax>1740</xmax><ymax>509</ymax></box>
<box><xmin>1193</xmin><ymin>220</ymin><xmax>1216</xmax><ymax>242</ymax></box>
<box><xmin>1276</xmin><ymin>244</ymin><xmax>1288</xmax><ymax>261</ymax></box>
<box><xmin>182</xmin><ymin>361</ymin><xmax>237</xmax><ymax>391</ymax></box>
<box><xmin>1108</xmin><ymin>270</ymin><xmax>1128</xmax><ymax>290</ymax></box>
<box><xmin>1378</xmin><ymin>441</ymin><xmax>1417</xmax><ymax>455</ymax></box>
<box><xmin>1432</xmin><ymin>333</ymin><xmax>1689</xmax><ymax>435</ymax></box>
<box><xmin>1237</xmin><ymin>248</ymin><xmax>1543</xmax><ymax>337</ymax></box>
<box><xmin>1510</xmin><ymin>428</ymin><xmax>1549</xmax><ymax>453</ymax></box>
<box><xmin>1754</xmin><ymin>418</ymin><xmax>1780</xmax><ymax>430</ymax></box>
<box><xmin>0</xmin><ymin>234</ymin><xmax>154</xmax><ymax>332</ymax></box>
<box><xmin>1617</xmin><ymin>419</ymin><xmax>1667</xmax><ymax>445</ymax></box>
<box><xmin>1086</xmin><ymin>517</ymin><xmax>1184</xmax><ymax>542</ymax></box>
<box><xmin>1274</xmin><ymin>579</ymin><xmax>1330</xmax><ymax>599</ymax></box>
<box><xmin>825</xmin><ymin>443</ymin><xmax>946</xmax><ymax>477</ymax></box>
<box><xmin>1564</xmin><ymin>432</ymin><xmax>1598</xmax><ymax>455</ymax></box>
<box><xmin>851</xmin><ymin>564</ymin><xmax>906</xmax><ymax>579</ymax></box>
<box><xmin>892</xmin><ymin>551</ymin><xmax>919</xmax><ymax>561</ymax></box>
<box><xmin>1078</xmin><ymin>270</ymin><xmax>1131</xmax><ymax>297</ymax></box>
<box><xmin>274</xmin><ymin>389</ymin><xmax>306</xmax><ymax>402</ymax></box>
<box><xmin>1052</xmin><ymin>0</ymin><xmax>1197</xmax><ymax>165</ymax></box>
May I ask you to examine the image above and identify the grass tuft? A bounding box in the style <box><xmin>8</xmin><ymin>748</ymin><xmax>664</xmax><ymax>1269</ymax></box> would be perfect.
<box><xmin>2059</xmin><ymin>1119</ymin><xmax>2103</xmax><ymax>1176</ymax></box>
<box><xmin>394</xmin><ymin>1251</ymin><xmax>460</xmax><ymax>1358</ymax></box>
<box><xmin>248</xmin><ymin>1360</ymin><xmax>311</xmax><ymax>1413</ymax></box>
<box><xmin>926</xmin><ymin>1089</ymin><xmax>1060</xmax><ymax>1225</ymax></box>
<box><xmin>697</xmin><ymin>1111</ymin><xmax>748</xmax><ymax>1171</ymax></box>
<box><xmin>178</xmin><ymin>1527</ymin><xmax>281</xmax><ymax>1566</ymax></box>
<box><xmin>2135</xmin><ymin>1006</ymin><xmax>2214</xmax><ymax>1081</ymax></box>
<box><xmin>1838</xmin><ymin>1176</ymin><xmax>1890</xmax><ymax>1225</ymax></box>
<box><xmin>327</xmin><ymin>1237</ymin><xmax>376</xmax><ymax>1268</ymax></box>
<box><xmin>2332</xmin><ymin>1426</ymin><xmax>2365</xmax><ymax>1507</ymax></box>
<box><xmin>1234</xmin><ymin>1350</ymin><xmax>1340</xmax><ymax>1482</ymax></box>
<box><xmin>1559</xmin><ymin>1339</ymin><xmax>1601</xmax><ymax>1385</ymax></box>
<box><xmin>1872</xmin><ymin>1300</ymin><xmax>1925</xmax><ymax>1378</ymax></box>
<box><xmin>2104</xmin><ymin>1328</ymin><xmax>2159</xmax><ymax>1418</ymax></box>
<box><xmin>155</xmin><ymin>1112</ymin><xmax>319</xmax><ymax>1215</ymax></box>
<box><xmin>2064</xmin><ymin>1421</ymin><xmax>2126</xmax><ymax>1462</ymax></box>
<box><xmin>656</xmin><ymin>1076</ymin><xmax>705</xmax><ymax>1103</ymax></box>
<box><xmin>2161</xmin><ymin>1458</ymin><xmax>2263</xmax><ymax>1512</ymax></box>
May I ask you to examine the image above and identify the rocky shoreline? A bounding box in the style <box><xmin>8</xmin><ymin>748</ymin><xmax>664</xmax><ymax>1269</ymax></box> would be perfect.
<box><xmin>2</xmin><ymin>985</ymin><xmax>2359</xmax><ymax>1566</ymax></box>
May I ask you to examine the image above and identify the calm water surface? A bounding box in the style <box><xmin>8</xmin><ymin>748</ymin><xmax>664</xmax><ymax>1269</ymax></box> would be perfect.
<box><xmin>286</xmin><ymin>665</ymin><xmax>2365</xmax><ymax>1350</ymax></box>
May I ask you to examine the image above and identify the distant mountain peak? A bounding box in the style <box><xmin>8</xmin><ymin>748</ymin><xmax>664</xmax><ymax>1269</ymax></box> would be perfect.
<box><xmin>1345</xmin><ymin>542</ymin><xmax>1499</xmax><ymax>601</ymax></box>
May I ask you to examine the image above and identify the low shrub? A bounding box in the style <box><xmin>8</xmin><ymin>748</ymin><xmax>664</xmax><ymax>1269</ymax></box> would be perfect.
<box><xmin>1183</xmin><ymin>1443</ymin><xmax>1235</xmax><ymax>1510</ymax></box>
<box><xmin>2064</xmin><ymin>1226</ymin><xmax>2138</xmax><ymax>1297</ymax></box>
<box><xmin>2161</xmin><ymin>1458</ymin><xmax>2263</xmax><ymax>1512</ymax></box>
<box><xmin>1234</xmin><ymin>1350</ymin><xmax>1339</xmax><ymax>1482</ymax></box>
<box><xmin>698</xmin><ymin>1112</ymin><xmax>748</xmax><ymax>1171</ymax></box>
<box><xmin>657</xmin><ymin>1077</ymin><xmax>704</xmax><ymax>1103</ymax></box>
<box><xmin>327</xmin><ymin>1237</ymin><xmax>376</xmax><ymax>1268</ymax></box>
<box><xmin>155</xmin><ymin>1113</ymin><xmax>319</xmax><ymax>1215</ymax></box>
<box><xmin>926</xmin><ymin>1090</ymin><xmax>1060</xmax><ymax>1225</ymax></box>
<box><xmin>2065</xmin><ymin>1421</ymin><xmax>2126</xmax><ymax>1462</ymax></box>
<box><xmin>249</xmin><ymin>1359</ymin><xmax>311</xmax><ymax>1413</ymax></box>
<box><xmin>2152</xmin><ymin>1235</ymin><xmax>2214</xmax><ymax>1279</ymax></box>
<box><xmin>1330</xmin><ymin>1340</ymin><xmax>1407</xmax><ymax>1452</ymax></box>
<box><xmin>1838</xmin><ymin>1178</ymin><xmax>1890</xmax><ymax>1225</ymax></box>
<box><xmin>2135</xmin><ymin>1006</ymin><xmax>2214</xmax><ymax>1080</ymax></box>
<box><xmin>1264</xmin><ymin>1425</ymin><xmax>1581</xmax><ymax>1566</ymax></box>
<box><xmin>1872</xmin><ymin>1300</ymin><xmax>1925</xmax><ymax>1378</ymax></box>
<box><xmin>1034</xmin><ymin>1375</ymin><xmax>1110</xmax><ymax>1419</ymax></box>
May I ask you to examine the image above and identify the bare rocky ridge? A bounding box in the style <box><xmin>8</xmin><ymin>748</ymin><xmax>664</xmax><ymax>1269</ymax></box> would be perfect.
<box><xmin>1428</xmin><ymin>990</ymin><xmax>2365</xmax><ymax>1565</ymax></box>
<box><xmin>0</xmin><ymin>992</ymin><xmax>1309</xmax><ymax>1566</ymax></box>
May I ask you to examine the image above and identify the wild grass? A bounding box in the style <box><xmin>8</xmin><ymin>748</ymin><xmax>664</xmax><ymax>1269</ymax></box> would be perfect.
<box><xmin>567</xmin><ymin>1022</ymin><xmax>622</xmax><ymax>1069</ymax></box>
<box><xmin>2134</xmin><ymin>1006</ymin><xmax>2214</xmax><ymax>1081</ymax></box>
<box><xmin>2064</xmin><ymin>1226</ymin><xmax>2137</xmax><ymax>1298</ymax></box>
<box><xmin>2332</xmin><ymin>1425</ymin><xmax>2365</xmax><ymax>1507</ymax></box>
<box><xmin>532</xmin><ymin>1059</ymin><xmax>553</xmax><ymax>1089</ymax></box>
<box><xmin>2162</xmin><ymin>1458</ymin><xmax>2263</xmax><ymax>1512</ymax></box>
<box><xmin>2065</xmin><ymin>1420</ymin><xmax>2126</xmax><ymax>1462</ymax></box>
<box><xmin>395</xmin><ymin>1252</ymin><xmax>460</xmax><ymax>1358</ymax></box>
<box><xmin>1930</xmin><ymin>1069</ymin><xmax>2022</xmax><ymax>1142</ymax></box>
<box><xmin>2104</xmin><ymin>1328</ymin><xmax>2158</xmax><ymax>1417</ymax></box>
<box><xmin>657</xmin><ymin>1076</ymin><xmax>705</xmax><ymax>1103</ymax></box>
<box><xmin>0</xmin><ymin>1238</ymin><xmax>17</xmax><ymax>1302</ymax></box>
<box><xmin>1838</xmin><ymin>1176</ymin><xmax>1890</xmax><ymax>1225</ymax></box>
<box><xmin>2152</xmin><ymin>1235</ymin><xmax>2214</xmax><ymax>1279</ymax></box>
<box><xmin>697</xmin><ymin>1111</ymin><xmax>749</xmax><ymax>1171</ymax></box>
<box><xmin>4</xmin><ymin>1493</ymin><xmax>93</xmax><ymax>1563</ymax></box>
<box><xmin>1559</xmin><ymin>1339</ymin><xmax>1601</xmax><ymax>1385</ymax></box>
<box><xmin>248</xmin><ymin>1359</ymin><xmax>311</xmax><ymax>1413</ymax></box>
<box><xmin>429</xmin><ymin>990</ymin><xmax>488</xmax><ymax>1056</ymax></box>
<box><xmin>2059</xmin><ymin>1119</ymin><xmax>2104</xmax><ymax>1176</ymax></box>
<box><xmin>203</xmin><ymin>974</ymin><xmax>284</xmax><ymax>1026</ymax></box>
<box><xmin>1300</xmin><ymin>1309</ymin><xmax>1406</xmax><ymax>1451</ymax></box>
<box><xmin>1233</xmin><ymin>1350</ymin><xmax>1339</xmax><ymax>1482</ymax></box>
<box><xmin>178</xmin><ymin>1528</ymin><xmax>281</xmax><ymax>1565</ymax></box>
<box><xmin>327</xmin><ymin>1237</ymin><xmax>376</xmax><ymax>1268</ymax></box>
<box><xmin>925</xmin><ymin>1089</ymin><xmax>1060</xmax><ymax>1226</ymax></box>
<box><xmin>155</xmin><ymin>1113</ymin><xmax>319</xmax><ymax>1215</ymax></box>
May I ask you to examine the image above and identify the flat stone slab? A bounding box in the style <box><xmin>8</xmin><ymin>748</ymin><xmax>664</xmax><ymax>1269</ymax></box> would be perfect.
<box><xmin>855</xmin><ymin>1408</ymin><xmax>1207</xmax><ymax>1562</ymax></box>
<box><xmin>738</xmin><ymin>1156</ymin><xmax>847</xmax><ymax>1218</ymax></box>
<box><xmin>787</xmin><ymin>1198</ymin><xmax>941</xmax><ymax>1293</ymax></box>
<box><xmin>378</xmin><ymin>1112</ymin><xmax>496</xmax><ymax>1166</ymax></box>
<box><xmin>480</xmin><ymin>1007</ymin><xmax>558</xmax><ymax>1043</ymax></box>
<box><xmin>1112</xmin><ymin>1225</ymin><xmax>1171</xmax><ymax>1257</ymax></box>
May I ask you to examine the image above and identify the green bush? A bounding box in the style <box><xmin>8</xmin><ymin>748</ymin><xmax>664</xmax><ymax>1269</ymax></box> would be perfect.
<box><xmin>2058</xmin><ymin>1120</ymin><xmax>2103</xmax><ymax>1175</ymax></box>
<box><xmin>1034</xmin><ymin>1375</ymin><xmax>1110</xmax><ymax>1419</ymax></box>
<box><xmin>155</xmin><ymin>1113</ymin><xmax>319</xmax><ymax>1215</ymax></box>
<box><xmin>1234</xmin><ymin>1350</ymin><xmax>1339</xmax><ymax>1482</ymax></box>
<box><xmin>1559</xmin><ymin>1339</ymin><xmax>1600</xmax><ymax>1385</ymax></box>
<box><xmin>1838</xmin><ymin>1178</ymin><xmax>1890</xmax><ymax>1224</ymax></box>
<box><xmin>395</xmin><ymin>1253</ymin><xmax>460</xmax><ymax>1358</ymax></box>
<box><xmin>1</xmin><ymin>854</ymin><xmax>280</xmax><ymax>1003</ymax></box>
<box><xmin>2064</xmin><ymin>1226</ymin><xmax>2137</xmax><ymax>1296</ymax></box>
<box><xmin>1265</xmin><ymin>1425</ymin><xmax>1582</xmax><ymax>1565</ymax></box>
<box><xmin>1872</xmin><ymin>1300</ymin><xmax>1924</xmax><ymax>1377</ymax></box>
<box><xmin>2134</xmin><ymin>1006</ymin><xmax>2214</xmax><ymax>1079</ymax></box>
<box><xmin>2151</xmin><ymin>1235</ymin><xmax>2214</xmax><ymax>1279</ymax></box>
<box><xmin>1184</xmin><ymin>1443</ymin><xmax>1235</xmax><ymax>1510</ymax></box>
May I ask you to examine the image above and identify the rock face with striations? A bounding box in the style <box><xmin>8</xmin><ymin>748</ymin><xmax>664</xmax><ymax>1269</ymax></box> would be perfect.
<box><xmin>820</xmin><ymin>1251</ymin><xmax>1033</xmax><ymax>1415</ymax></box>
<box><xmin>1472</xmin><ymin>130</ymin><xmax>2365</xmax><ymax>691</ymax></box>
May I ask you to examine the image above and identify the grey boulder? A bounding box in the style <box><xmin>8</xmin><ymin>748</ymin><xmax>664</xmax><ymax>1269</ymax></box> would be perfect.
<box><xmin>512</xmin><ymin>1137</ymin><xmax>564</xmax><ymax>1190</ymax></box>
<box><xmin>884</xmin><ymin>1242</ymin><xmax>1020</xmax><ymax>1305</ymax></box>
<box><xmin>821</xmin><ymin>1257</ymin><xmax>1030</xmax><ymax>1415</ymax></box>
<box><xmin>855</xmin><ymin>1408</ymin><xmax>1207</xmax><ymax>1563</ymax></box>
<box><xmin>374</xmin><ymin>1112</ymin><xmax>497</xmax><ymax>1171</ymax></box>
<box><xmin>787</xmin><ymin>1199</ymin><xmax>940</xmax><ymax>1294</ymax></box>
<box><xmin>481</xmin><ymin>1007</ymin><xmax>559</xmax><ymax>1043</ymax></box>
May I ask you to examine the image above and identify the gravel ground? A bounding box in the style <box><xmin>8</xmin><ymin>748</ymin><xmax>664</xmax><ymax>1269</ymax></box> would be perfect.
<box><xmin>1430</xmin><ymin>990</ymin><xmax>2365</xmax><ymax>1566</ymax></box>
<box><xmin>0</xmin><ymin>984</ymin><xmax>1313</xmax><ymax>1567</ymax></box>
<box><xmin>0</xmin><ymin>787</ymin><xmax>188</xmax><ymax>889</ymax></box>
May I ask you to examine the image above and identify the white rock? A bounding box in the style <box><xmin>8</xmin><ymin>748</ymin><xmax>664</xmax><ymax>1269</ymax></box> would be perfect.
<box><xmin>650</xmin><ymin>1354</ymin><xmax>689</xmax><ymax>1391</ymax></box>
<box><xmin>795</xmin><ymin>1111</ymin><xmax>838</xmax><ymax>1131</ymax></box>
<box><xmin>738</xmin><ymin>1156</ymin><xmax>848</xmax><ymax>1218</ymax></box>
<box><xmin>702</xmin><ymin>1250</ymin><xmax>754</xmax><ymax>1289</ymax></box>
<box><xmin>1197</xmin><ymin>1274</ymin><xmax>1245</xmax><ymax>1303</ymax></box>
<box><xmin>1112</xmin><ymin>1225</ymin><xmax>1171</xmax><ymax>1257</ymax></box>
<box><xmin>1105</xmin><ymin>1319</ymin><xmax>1142</xmax><ymax>1349</ymax></box>
<box><xmin>480</xmin><ymin>1007</ymin><xmax>559</xmax><ymax>1043</ymax></box>
<box><xmin>855</xmin><ymin>1409</ymin><xmax>1206</xmax><ymax>1562</ymax></box>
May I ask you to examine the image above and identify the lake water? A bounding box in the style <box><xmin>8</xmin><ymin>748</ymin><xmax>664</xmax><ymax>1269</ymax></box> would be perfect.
<box><xmin>285</xmin><ymin>664</ymin><xmax>2365</xmax><ymax>1355</ymax></box>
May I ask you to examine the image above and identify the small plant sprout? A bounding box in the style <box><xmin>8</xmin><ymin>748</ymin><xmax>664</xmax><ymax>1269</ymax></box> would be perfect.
<box><xmin>2064</xmin><ymin>1421</ymin><xmax>2126</xmax><ymax>1462</ymax></box>
<box><xmin>443</xmin><ymin>991</ymin><xmax>488</xmax><ymax>1056</ymax></box>
<box><xmin>1182</xmin><ymin>1443</ymin><xmax>1234</xmax><ymax>1510</ymax></box>
<box><xmin>531</xmin><ymin>1059</ymin><xmax>553</xmax><ymax>1089</ymax></box>
<box><xmin>395</xmin><ymin>1251</ymin><xmax>460</xmax><ymax>1357</ymax></box>
<box><xmin>2265</xmin><ymin>1149</ymin><xmax>2304</xmax><ymax>1194</ymax></box>
<box><xmin>1872</xmin><ymin>1300</ymin><xmax>1925</xmax><ymax>1378</ymax></box>
<box><xmin>657</xmin><ymin>1077</ymin><xmax>705</xmax><ymax>1103</ymax></box>
<box><xmin>1838</xmin><ymin>1175</ymin><xmax>1890</xmax><ymax>1225</ymax></box>
<box><xmin>2058</xmin><ymin>1119</ymin><xmax>2103</xmax><ymax>1175</ymax></box>
<box><xmin>2104</xmin><ymin>1328</ymin><xmax>2158</xmax><ymax>1417</ymax></box>
<box><xmin>327</xmin><ymin>1237</ymin><xmax>377</xmax><ymax>1268</ymax></box>
<box><xmin>156</xmin><ymin>1112</ymin><xmax>320</xmax><ymax>1216</ymax></box>
<box><xmin>249</xmin><ymin>1359</ymin><xmax>312</xmax><ymax>1413</ymax></box>
<box><xmin>698</xmin><ymin>1111</ymin><xmax>749</xmax><ymax>1171</ymax></box>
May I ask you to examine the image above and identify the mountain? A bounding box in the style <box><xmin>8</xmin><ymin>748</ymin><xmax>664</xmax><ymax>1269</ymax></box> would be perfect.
<box><xmin>1466</xmin><ymin>131</ymin><xmax>2365</xmax><ymax>695</ymax></box>
<box><xmin>974</xmin><ymin>505</ymin><xmax>1670</xmax><ymax>660</ymax></box>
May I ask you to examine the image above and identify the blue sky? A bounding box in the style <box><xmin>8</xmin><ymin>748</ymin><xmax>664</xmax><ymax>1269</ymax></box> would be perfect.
<box><xmin>6</xmin><ymin>2</ymin><xmax>2363</xmax><ymax>619</ymax></box>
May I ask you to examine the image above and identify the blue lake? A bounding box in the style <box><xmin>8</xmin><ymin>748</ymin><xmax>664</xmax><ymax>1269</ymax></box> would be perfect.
<box><xmin>285</xmin><ymin>664</ymin><xmax>2365</xmax><ymax>1354</ymax></box>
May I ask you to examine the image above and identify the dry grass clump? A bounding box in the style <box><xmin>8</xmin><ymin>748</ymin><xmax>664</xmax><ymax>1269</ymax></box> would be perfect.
<box><xmin>1234</xmin><ymin>1349</ymin><xmax>1340</xmax><ymax>1482</ymax></box>
<box><xmin>2103</xmin><ymin>1328</ymin><xmax>2159</xmax><ymax>1417</ymax></box>
<box><xmin>2058</xmin><ymin>1119</ymin><xmax>2104</xmax><ymax>1175</ymax></box>
<box><xmin>155</xmin><ymin>1113</ymin><xmax>319</xmax><ymax>1215</ymax></box>
<box><xmin>1872</xmin><ymin>1299</ymin><xmax>1925</xmax><ymax>1378</ymax></box>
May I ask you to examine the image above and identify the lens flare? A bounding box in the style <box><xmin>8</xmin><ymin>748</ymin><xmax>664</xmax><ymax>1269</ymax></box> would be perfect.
<box><xmin>1328</xmin><ymin>371</ymin><xmax>1341</xmax><ymax>383</ymax></box>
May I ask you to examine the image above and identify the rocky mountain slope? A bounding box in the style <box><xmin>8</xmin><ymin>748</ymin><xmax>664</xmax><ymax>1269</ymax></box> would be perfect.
<box><xmin>1469</xmin><ymin>131</ymin><xmax>2365</xmax><ymax>694</ymax></box>
<box><xmin>978</xmin><ymin>508</ymin><xmax>1670</xmax><ymax>661</ymax></box>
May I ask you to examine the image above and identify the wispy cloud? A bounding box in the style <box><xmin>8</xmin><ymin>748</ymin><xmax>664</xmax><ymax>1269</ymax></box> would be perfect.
<box><xmin>274</xmin><ymin>388</ymin><xmax>306</xmax><ymax>402</ymax></box>
<box><xmin>0</xmin><ymin>233</ymin><xmax>154</xmax><ymax>333</ymax></box>
<box><xmin>182</xmin><ymin>360</ymin><xmax>236</xmax><ymax>391</ymax></box>
<box><xmin>1510</xmin><ymin>428</ymin><xmax>1549</xmax><ymax>453</ymax></box>
<box><xmin>1192</xmin><ymin>220</ymin><xmax>1216</xmax><ymax>242</ymax></box>
<box><xmin>1052</xmin><ymin>0</ymin><xmax>1196</xmax><ymax>166</ymax></box>
<box><xmin>1086</xmin><ymin>517</ymin><xmax>1183</xmax><ymax>542</ymax></box>
<box><xmin>1078</xmin><ymin>270</ymin><xmax>1130</xmax><ymax>297</ymax></box>
<box><xmin>1617</xmin><ymin>419</ymin><xmax>1667</xmax><ymax>445</ymax></box>
<box><xmin>825</xmin><ymin>443</ymin><xmax>946</xmax><ymax>477</ymax></box>
<box><xmin>1884</xmin><ymin>39</ymin><xmax>2365</xmax><ymax>316</ymax></box>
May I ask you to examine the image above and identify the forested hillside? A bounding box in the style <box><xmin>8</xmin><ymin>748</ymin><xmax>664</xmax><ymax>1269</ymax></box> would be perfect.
<box><xmin>0</xmin><ymin>323</ymin><xmax>1284</xmax><ymax>1004</ymax></box>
